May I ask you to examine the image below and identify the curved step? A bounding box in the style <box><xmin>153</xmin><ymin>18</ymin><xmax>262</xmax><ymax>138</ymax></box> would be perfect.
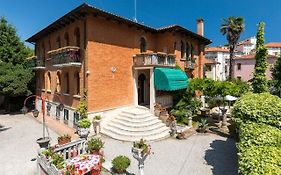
<box><xmin>111</xmin><ymin>118</ymin><xmax>162</xmax><ymax>128</ymax></box>
<box><xmin>114</xmin><ymin>115</ymin><xmax>159</xmax><ymax>124</ymax></box>
<box><xmin>107</xmin><ymin>122</ymin><xmax>166</xmax><ymax>132</ymax></box>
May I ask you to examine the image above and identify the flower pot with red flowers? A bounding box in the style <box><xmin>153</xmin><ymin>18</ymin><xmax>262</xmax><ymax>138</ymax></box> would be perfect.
<box><xmin>57</xmin><ymin>134</ymin><xmax>71</xmax><ymax>145</ymax></box>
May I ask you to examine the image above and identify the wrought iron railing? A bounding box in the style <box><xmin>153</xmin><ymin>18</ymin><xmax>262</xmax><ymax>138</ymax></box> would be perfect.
<box><xmin>133</xmin><ymin>53</ymin><xmax>176</xmax><ymax>67</ymax></box>
<box><xmin>48</xmin><ymin>46</ymin><xmax>81</xmax><ymax>67</ymax></box>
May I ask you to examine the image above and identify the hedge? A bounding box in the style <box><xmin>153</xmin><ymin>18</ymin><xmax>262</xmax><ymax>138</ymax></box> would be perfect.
<box><xmin>232</xmin><ymin>93</ymin><xmax>281</xmax><ymax>129</ymax></box>
<box><xmin>238</xmin><ymin>122</ymin><xmax>281</xmax><ymax>175</ymax></box>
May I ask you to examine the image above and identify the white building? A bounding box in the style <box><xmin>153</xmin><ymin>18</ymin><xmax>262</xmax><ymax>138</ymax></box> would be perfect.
<box><xmin>205</xmin><ymin>47</ymin><xmax>229</xmax><ymax>80</ymax></box>
<box><xmin>265</xmin><ymin>42</ymin><xmax>281</xmax><ymax>56</ymax></box>
<box><xmin>236</xmin><ymin>36</ymin><xmax>257</xmax><ymax>55</ymax></box>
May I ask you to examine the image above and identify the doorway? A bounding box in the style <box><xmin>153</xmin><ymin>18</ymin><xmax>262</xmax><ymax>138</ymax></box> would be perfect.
<box><xmin>138</xmin><ymin>74</ymin><xmax>146</xmax><ymax>105</ymax></box>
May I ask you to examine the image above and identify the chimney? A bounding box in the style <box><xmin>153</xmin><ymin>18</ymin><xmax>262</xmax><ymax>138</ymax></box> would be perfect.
<box><xmin>197</xmin><ymin>18</ymin><xmax>204</xmax><ymax>36</ymax></box>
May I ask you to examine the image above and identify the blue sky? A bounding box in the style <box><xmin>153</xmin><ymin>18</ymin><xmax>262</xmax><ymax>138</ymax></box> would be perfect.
<box><xmin>1</xmin><ymin>0</ymin><xmax>281</xmax><ymax>47</ymax></box>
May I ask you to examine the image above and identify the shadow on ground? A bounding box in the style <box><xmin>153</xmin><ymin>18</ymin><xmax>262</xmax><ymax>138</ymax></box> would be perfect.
<box><xmin>0</xmin><ymin>124</ymin><xmax>11</xmax><ymax>132</ymax></box>
<box><xmin>204</xmin><ymin>138</ymin><xmax>238</xmax><ymax>175</ymax></box>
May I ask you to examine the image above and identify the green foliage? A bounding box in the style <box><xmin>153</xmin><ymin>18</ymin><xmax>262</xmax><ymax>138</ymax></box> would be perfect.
<box><xmin>75</xmin><ymin>90</ymin><xmax>88</xmax><ymax>118</ymax></box>
<box><xmin>51</xmin><ymin>153</ymin><xmax>65</xmax><ymax>170</ymax></box>
<box><xmin>133</xmin><ymin>138</ymin><xmax>150</xmax><ymax>154</ymax></box>
<box><xmin>93</xmin><ymin>115</ymin><xmax>101</xmax><ymax>121</ymax></box>
<box><xmin>171</xmin><ymin>91</ymin><xmax>201</xmax><ymax>123</ymax></box>
<box><xmin>0</xmin><ymin>17</ymin><xmax>34</xmax><ymax>97</ymax></box>
<box><xmin>87</xmin><ymin>138</ymin><xmax>104</xmax><ymax>153</ymax></box>
<box><xmin>112</xmin><ymin>155</ymin><xmax>131</xmax><ymax>173</ymax></box>
<box><xmin>271</xmin><ymin>54</ymin><xmax>281</xmax><ymax>96</ymax></box>
<box><xmin>232</xmin><ymin>93</ymin><xmax>281</xmax><ymax>128</ymax></box>
<box><xmin>220</xmin><ymin>16</ymin><xmax>245</xmax><ymax>79</ymax></box>
<box><xmin>188</xmin><ymin>78</ymin><xmax>249</xmax><ymax>97</ymax></box>
<box><xmin>77</xmin><ymin>118</ymin><xmax>91</xmax><ymax>128</ymax></box>
<box><xmin>237</xmin><ymin>122</ymin><xmax>281</xmax><ymax>174</ymax></box>
<box><xmin>252</xmin><ymin>22</ymin><xmax>268</xmax><ymax>93</ymax></box>
<box><xmin>0</xmin><ymin>62</ymin><xmax>33</xmax><ymax>96</ymax></box>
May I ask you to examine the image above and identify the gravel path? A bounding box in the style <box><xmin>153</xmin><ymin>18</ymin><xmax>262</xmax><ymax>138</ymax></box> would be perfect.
<box><xmin>0</xmin><ymin>114</ymin><xmax>58</xmax><ymax>175</ymax></box>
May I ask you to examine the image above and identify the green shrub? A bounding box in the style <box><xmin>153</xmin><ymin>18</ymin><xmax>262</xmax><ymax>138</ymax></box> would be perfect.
<box><xmin>238</xmin><ymin>123</ymin><xmax>281</xmax><ymax>175</ymax></box>
<box><xmin>76</xmin><ymin>90</ymin><xmax>88</xmax><ymax>118</ymax></box>
<box><xmin>87</xmin><ymin>138</ymin><xmax>104</xmax><ymax>153</ymax></box>
<box><xmin>232</xmin><ymin>93</ymin><xmax>281</xmax><ymax>128</ymax></box>
<box><xmin>51</xmin><ymin>153</ymin><xmax>65</xmax><ymax>170</ymax></box>
<box><xmin>77</xmin><ymin>118</ymin><xmax>91</xmax><ymax>128</ymax></box>
<box><xmin>112</xmin><ymin>155</ymin><xmax>130</xmax><ymax>174</ymax></box>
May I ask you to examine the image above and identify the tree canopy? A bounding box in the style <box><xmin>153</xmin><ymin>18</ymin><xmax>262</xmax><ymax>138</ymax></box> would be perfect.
<box><xmin>0</xmin><ymin>17</ymin><xmax>34</xmax><ymax>97</ymax></box>
<box><xmin>220</xmin><ymin>16</ymin><xmax>245</xmax><ymax>79</ymax></box>
<box><xmin>252</xmin><ymin>22</ymin><xmax>268</xmax><ymax>93</ymax></box>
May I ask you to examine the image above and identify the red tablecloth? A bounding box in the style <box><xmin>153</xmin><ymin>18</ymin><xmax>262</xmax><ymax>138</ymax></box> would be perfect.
<box><xmin>61</xmin><ymin>154</ymin><xmax>102</xmax><ymax>175</ymax></box>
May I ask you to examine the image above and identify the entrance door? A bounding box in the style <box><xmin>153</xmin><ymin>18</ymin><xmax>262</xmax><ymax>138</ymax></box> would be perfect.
<box><xmin>138</xmin><ymin>74</ymin><xmax>146</xmax><ymax>105</ymax></box>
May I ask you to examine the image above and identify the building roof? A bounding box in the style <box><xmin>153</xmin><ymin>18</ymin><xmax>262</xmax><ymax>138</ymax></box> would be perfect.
<box><xmin>234</xmin><ymin>54</ymin><xmax>277</xmax><ymax>60</ymax></box>
<box><xmin>265</xmin><ymin>42</ymin><xmax>281</xmax><ymax>48</ymax></box>
<box><xmin>26</xmin><ymin>3</ymin><xmax>211</xmax><ymax>44</ymax></box>
<box><xmin>205</xmin><ymin>47</ymin><xmax>229</xmax><ymax>53</ymax></box>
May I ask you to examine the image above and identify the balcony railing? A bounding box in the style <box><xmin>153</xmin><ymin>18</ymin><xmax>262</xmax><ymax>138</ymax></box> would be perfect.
<box><xmin>133</xmin><ymin>53</ymin><xmax>176</xmax><ymax>67</ymax></box>
<box><xmin>185</xmin><ymin>59</ymin><xmax>196</xmax><ymax>70</ymax></box>
<box><xmin>48</xmin><ymin>46</ymin><xmax>81</xmax><ymax>67</ymax></box>
<box><xmin>32</xmin><ymin>56</ymin><xmax>46</xmax><ymax>70</ymax></box>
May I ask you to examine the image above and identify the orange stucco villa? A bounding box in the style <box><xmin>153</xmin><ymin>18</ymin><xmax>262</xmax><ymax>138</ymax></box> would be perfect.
<box><xmin>27</xmin><ymin>3</ymin><xmax>211</xmax><ymax>131</ymax></box>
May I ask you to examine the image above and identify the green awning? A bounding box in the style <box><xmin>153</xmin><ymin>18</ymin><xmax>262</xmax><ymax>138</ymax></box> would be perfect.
<box><xmin>154</xmin><ymin>68</ymin><xmax>188</xmax><ymax>91</ymax></box>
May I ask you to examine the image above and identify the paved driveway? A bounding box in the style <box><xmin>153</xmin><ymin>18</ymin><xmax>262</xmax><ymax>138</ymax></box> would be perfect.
<box><xmin>102</xmin><ymin>134</ymin><xmax>238</xmax><ymax>175</ymax></box>
<box><xmin>0</xmin><ymin>114</ymin><xmax>58</xmax><ymax>175</ymax></box>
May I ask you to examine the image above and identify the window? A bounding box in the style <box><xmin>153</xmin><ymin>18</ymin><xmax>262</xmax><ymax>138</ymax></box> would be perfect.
<box><xmin>64</xmin><ymin>32</ymin><xmax>69</xmax><ymax>46</ymax></box>
<box><xmin>73</xmin><ymin>112</ymin><xmax>80</xmax><ymax>126</ymax></box>
<box><xmin>56</xmin><ymin>36</ymin><xmax>61</xmax><ymax>48</ymax></box>
<box><xmin>140</xmin><ymin>37</ymin><xmax>146</xmax><ymax>53</ymax></box>
<box><xmin>191</xmin><ymin>44</ymin><xmax>194</xmax><ymax>58</ymax></box>
<box><xmin>42</xmin><ymin>43</ymin><xmax>45</xmax><ymax>59</ymax></box>
<box><xmin>173</xmin><ymin>42</ymin><xmax>177</xmax><ymax>53</ymax></box>
<box><xmin>237</xmin><ymin>76</ymin><xmax>241</xmax><ymax>80</ymax></box>
<box><xmin>56</xmin><ymin>106</ymin><xmax>60</xmax><ymax>120</ymax></box>
<box><xmin>237</xmin><ymin>63</ymin><xmax>242</xmax><ymax>70</ymax></box>
<box><xmin>74</xmin><ymin>28</ymin><xmax>80</xmax><ymax>47</ymax></box>
<box><xmin>46</xmin><ymin>72</ymin><xmax>51</xmax><ymax>91</ymax></box>
<box><xmin>205</xmin><ymin>65</ymin><xmax>212</xmax><ymax>71</ymax></box>
<box><xmin>65</xmin><ymin>73</ymin><xmax>70</xmax><ymax>94</ymax></box>
<box><xmin>64</xmin><ymin>109</ymin><xmax>69</xmax><ymax>124</ymax></box>
<box><xmin>46</xmin><ymin>102</ymin><xmax>51</xmax><ymax>116</ymax></box>
<box><xmin>186</xmin><ymin>42</ymin><xmax>190</xmax><ymax>58</ymax></box>
<box><xmin>56</xmin><ymin>72</ymin><xmax>61</xmax><ymax>93</ymax></box>
<box><xmin>74</xmin><ymin>72</ymin><xmax>80</xmax><ymax>95</ymax></box>
<box><xmin>181</xmin><ymin>41</ymin><xmax>186</xmax><ymax>58</ymax></box>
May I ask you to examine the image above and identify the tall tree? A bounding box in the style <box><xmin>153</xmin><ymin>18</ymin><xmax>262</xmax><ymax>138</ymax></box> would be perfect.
<box><xmin>272</xmin><ymin>54</ymin><xmax>281</xmax><ymax>96</ymax></box>
<box><xmin>0</xmin><ymin>17</ymin><xmax>34</xmax><ymax>111</ymax></box>
<box><xmin>220</xmin><ymin>17</ymin><xmax>245</xmax><ymax>79</ymax></box>
<box><xmin>252</xmin><ymin>22</ymin><xmax>268</xmax><ymax>93</ymax></box>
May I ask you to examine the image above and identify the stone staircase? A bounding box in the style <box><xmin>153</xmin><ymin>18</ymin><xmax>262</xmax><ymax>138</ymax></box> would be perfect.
<box><xmin>101</xmin><ymin>106</ymin><xmax>170</xmax><ymax>141</ymax></box>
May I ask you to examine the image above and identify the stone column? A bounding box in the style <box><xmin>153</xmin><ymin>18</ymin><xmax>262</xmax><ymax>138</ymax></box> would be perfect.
<box><xmin>149</xmin><ymin>68</ymin><xmax>155</xmax><ymax>112</ymax></box>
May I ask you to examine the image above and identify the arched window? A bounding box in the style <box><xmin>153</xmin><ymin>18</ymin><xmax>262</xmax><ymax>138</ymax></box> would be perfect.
<box><xmin>191</xmin><ymin>44</ymin><xmax>194</xmax><ymax>58</ymax></box>
<box><xmin>42</xmin><ymin>43</ymin><xmax>45</xmax><ymax>58</ymax></box>
<box><xmin>65</xmin><ymin>73</ymin><xmax>70</xmax><ymax>94</ymax></box>
<box><xmin>181</xmin><ymin>41</ymin><xmax>186</xmax><ymax>58</ymax></box>
<box><xmin>173</xmin><ymin>42</ymin><xmax>177</xmax><ymax>53</ymax></box>
<box><xmin>47</xmin><ymin>72</ymin><xmax>51</xmax><ymax>91</ymax></box>
<box><xmin>56</xmin><ymin>72</ymin><xmax>61</xmax><ymax>93</ymax></box>
<box><xmin>186</xmin><ymin>42</ymin><xmax>190</xmax><ymax>59</ymax></box>
<box><xmin>140</xmin><ymin>37</ymin><xmax>147</xmax><ymax>53</ymax></box>
<box><xmin>74</xmin><ymin>72</ymin><xmax>80</xmax><ymax>95</ymax></box>
<box><xmin>56</xmin><ymin>36</ymin><xmax>61</xmax><ymax>48</ymax></box>
<box><xmin>74</xmin><ymin>28</ymin><xmax>80</xmax><ymax>47</ymax></box>
<box><xmin>64</xmin><ymin>32</ymin><xmax>69</xmax><ymax>46</ymax></box>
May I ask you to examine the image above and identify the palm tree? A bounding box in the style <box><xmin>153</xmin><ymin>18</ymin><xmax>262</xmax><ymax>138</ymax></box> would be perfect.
<box><xmin>220</xmin><ymin>17</ymin><xmax>245</xmax><ymax>79</ymax></box>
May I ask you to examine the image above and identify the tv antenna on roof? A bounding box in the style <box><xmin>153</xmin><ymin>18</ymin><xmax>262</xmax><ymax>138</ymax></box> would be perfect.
<box><xmin>133</xmin><ymin>0</ymin><xmax>137</xmax><ymax>22</ymax></box>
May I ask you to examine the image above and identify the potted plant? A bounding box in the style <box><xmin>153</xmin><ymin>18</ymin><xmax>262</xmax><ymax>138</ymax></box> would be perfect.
<box><xmin>86</xmin><ymin>138</ymin><xmax>104</xmax><ymax>155</ymax></box>
<box><xmin>51</xmin><ymin>153</ymin><xmax>65</xmax><ymax>170</ymax></box>
<box><xmin>57</xmin><ymin>134</ymin><xmax>71</xmax><ymax>145</ymax></box>
<box><xmin>196</xmin><ymin>118</ymin><xmax>208</xmax><ymax>133</ymax></box>
<box><xmin>77</xmin><ymin>118</ymin><xmax>91</xmax><ymax>138</ymax></box>
<box><xmin>112</xmin><ymin>155</ymin><xmax>130</xmax><ymax>175</ymax></box>
<box><xmin>92</xmin><ymin>115</ymin><xmax>102</xmax><ymax>134</ymax></box>
<box><xmin>132</xmin><ymin>138</ymin><xmax>151</xmax><ymax>156</ymax></box>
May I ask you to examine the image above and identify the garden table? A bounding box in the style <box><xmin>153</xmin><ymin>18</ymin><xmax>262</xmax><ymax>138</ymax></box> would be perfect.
<box><xmin>61</xmin><ymin>154</ymin><xmax>102</xmax><ymax>175</ymax></box>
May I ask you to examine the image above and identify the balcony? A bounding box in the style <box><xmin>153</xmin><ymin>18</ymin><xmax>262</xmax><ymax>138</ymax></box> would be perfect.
<box><xmin>32</xmin><ymin>57</ymin><xmax>46</xmax><ymax>70</ymax></box>
<box><xmin>184</xmin><ymin>59</ymin><xmax>196</xmax><ymax>70</ymax></box>
<box><xmin>133</xmin><ymin>52</ymin><xmax>176</xmax><ymax>67</ymax></box>
<box><xmin>47</xmin><ymin>46</ymin><xmax>81</xmax><ymax>68</ymax></box>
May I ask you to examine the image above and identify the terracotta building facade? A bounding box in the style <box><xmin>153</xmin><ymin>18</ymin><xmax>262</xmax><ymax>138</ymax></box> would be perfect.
<box><xmin>27</xmin><ymin>4</ymin><xmax>211</xmax><ymax>127</ymax></box>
